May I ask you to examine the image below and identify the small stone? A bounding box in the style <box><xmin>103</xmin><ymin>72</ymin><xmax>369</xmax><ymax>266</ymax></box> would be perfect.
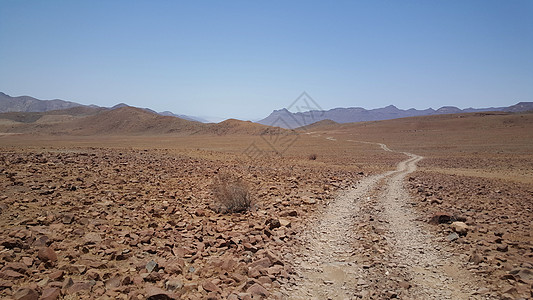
<box><xmin>105</xmin><ymin>275</ymin><xmax>122</xmax><ymax>289</ymax></box>
<box><xmin>49</xmin><ymin>270</ymin><xmax>64</xmax><ymax>281</ymax></box>
<box><xmin>303</xmin><ymin>197</ymin><xmax>317</xmax><ymax>205</ymax></box>
<box><xmin>265</xmin><ymin>218</ymin><xmax>281</xmax><ymax>230</ymax></box>
<box><xmin>246</xmin><ymin>283</ymin><xmax>269</xmax><ymax>297</ymax></box>
<box><xmin>399</xmin><ymin>281</ymin><xmax>411</xmax><ymax>289</ymax></box>
<box><xmin>38</xmin><ymin>247</ymin><xmax>58</xmax><ymax>265</ymax></box>
<box><xmin>21</xmin><ymin>257</ymin><xmax>33</xmax><ymax>266</ymax></box>
<box><xmin>66</xmin><ymin>281</ymin><xmax>94</xmax><ymax>294</ymax></box>
<box><xmin>496</xmin><ymin>244</ymin><xmax>509</xmax><ymax>252</ymax></box>
<box><xmin>62</xmin><ymin>214</ymin><xmax>74</xmax><ymax>224</ymax></box>
<box><xmin>13</xmin><ymin>288</ymin><xmax>39</xmax><ymax>300</ymax></box>
<box><xmin>40</xmin><ymin>287</ymin><xmax>61</xmax><ymax>300</ymax></box>
<box><xmin>202</xmin><ymin>280</ymin><xmax>221</xmax><ymax>293</ymax></box>
<box><xmin>469</xmin><ymin>252</ymin><xmax>483</xmax><ymax>264</ymax></box>
<box><xmin>146</xmin><ymin>286</ymin><xmax>177</xmax><ymax>300</ymax></box>
<box><xmin>146</xmin><ymin>260</ymin><xmax>158</xmax><ymax>273</ymax></box>
<box><xmin>83</xmin><ymin>232</ymin><xmax>102</xmax><ymax>244</ymax></box>
<box><xmin>278</xmin><ymin>218</ymin><xmax>291</xmax><ymax>227</ymax></box>
<box><xmin>165</xmin><ymin>279</ymin><xmax>183</xmax><ymax>291</ymax></box>
<box><xmin>429</xmin><ymin>212</ymin><xmax>453</xmax><ymax>224</ymax></box>
<box><xmin>447</xmin><ymin>232</ymin><xmax>459</xmax><ymax>242</ymax></box>
<box><xmin>451</xmin><ymin>221</ymin><xmax>469</xmax><ymax>236</ymax></box>
<box><xmin>0</xmin><ymin>269</ymin><xmax>25</xmax><ymax>279</ymax></box>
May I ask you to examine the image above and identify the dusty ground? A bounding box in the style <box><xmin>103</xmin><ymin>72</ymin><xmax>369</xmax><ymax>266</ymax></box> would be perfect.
<box><xmin>0</xmin><ymin>135</ymin><xmax>382</xmax><ymax>299</ymax></box>
<box><xmin>1</xmin><ymin>111</ymin><xmax>532</xmax><ymax>299</ymax></box>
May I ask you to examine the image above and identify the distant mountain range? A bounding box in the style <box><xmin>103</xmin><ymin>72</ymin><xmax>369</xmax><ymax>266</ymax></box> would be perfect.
<box><xmin>257</xmin><ymin>102</ymin><xmax>533</xmax><ymax>129</ymax></box>
<box><xmin>0</xmin><ymin>92</ymin><xmax>208</xmax><ymax>123</ymax></box>
<box><xmin>3</xmin><ymin>92</ymin><xmax>532</xmax><ymax>130</ymax></box>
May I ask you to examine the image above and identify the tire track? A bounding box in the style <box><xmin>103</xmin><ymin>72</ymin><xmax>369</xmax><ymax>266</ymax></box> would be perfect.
<box><xmin>280</xmin><ymin>141</ymin><xmax>488</xmax><ymax>299</ymax></box>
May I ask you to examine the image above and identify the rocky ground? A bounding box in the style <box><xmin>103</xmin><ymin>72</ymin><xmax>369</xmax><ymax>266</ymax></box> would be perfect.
<box><xmin>0</xmin><ymin>147</ymin><xmax>363</xmax><ymax>299</ymax></box>
<box><xmin>278</xmin><ymin>144</ymin><xmax>504</xmax><ymax>299</ymax></box>
<box><xmin>407</xmin><ymin>170</ymin><xmax>533</xmax><ymax>299</ymax></box>
<box><xmin>1</xmin><ymin>119</ymin><xmax>532</xmax><ymax>299</ymax></box>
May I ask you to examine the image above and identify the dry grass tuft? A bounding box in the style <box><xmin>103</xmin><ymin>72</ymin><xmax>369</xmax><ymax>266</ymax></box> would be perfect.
<box><xmin>211</xmin><ymin>172</ymin><xmax>252</xmax><ymax>213</ymax></box>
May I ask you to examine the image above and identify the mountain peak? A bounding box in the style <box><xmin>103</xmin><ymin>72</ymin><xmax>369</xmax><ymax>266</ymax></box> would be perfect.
<box><xmin>111</xmin><ymin>103</ymin><xmax>130</xmax><ymax>109</ymax></box>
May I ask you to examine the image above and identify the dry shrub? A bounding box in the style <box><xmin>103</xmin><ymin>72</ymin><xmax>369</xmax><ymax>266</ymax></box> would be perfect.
<box><xmin>211</xmin><ymin>172</ymin><xmax>252</xmax><ymax>213</ymax></box>
<box><xmin>308</xmin><ymin>153</ymin><xmax>317</xmax><ymax>160</ymax></box>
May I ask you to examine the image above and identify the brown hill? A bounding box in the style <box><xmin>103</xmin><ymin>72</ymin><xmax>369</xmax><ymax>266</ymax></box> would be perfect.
<box><xmin>68</xmin><ymin>107</ymin><xmax>206</xmax><ymax>135</ymax></box>
<box><xmin>0</xmin><ymin>106</ymin><xmax>292</xmax><ymax>136</ymax></box>
<box><xmin>298</xmin><ymin>119</ymin><xmax>339</xmax><ymax>130</ymax></box>
<box><xmin>202</xmin><ymin>119</ymin><xmax>291</xmax><ymax>136</ymax></box>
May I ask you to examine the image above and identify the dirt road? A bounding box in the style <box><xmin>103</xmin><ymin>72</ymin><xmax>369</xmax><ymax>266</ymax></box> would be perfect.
<box><xmin>281</xmin><ymin>142</ymin><xmax>490</xmax><ymax>299</ymax></box>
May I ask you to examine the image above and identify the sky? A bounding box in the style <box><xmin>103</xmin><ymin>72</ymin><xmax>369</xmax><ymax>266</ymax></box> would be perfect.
<box><xmin>1</xmin><ymin>0</ymin><xmax>532</xmax><ymax>121</ymax></box>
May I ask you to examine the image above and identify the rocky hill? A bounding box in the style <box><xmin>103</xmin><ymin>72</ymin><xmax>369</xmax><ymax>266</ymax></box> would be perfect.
<box><xmin>0</xmin><ymin>92</ymin><xmax>84</xmax><ymax>112</ymax></box>
<box><xmin>0</xmin><ymin>92</ymin><xmax>207</xmax><ymax>123</ymax></box>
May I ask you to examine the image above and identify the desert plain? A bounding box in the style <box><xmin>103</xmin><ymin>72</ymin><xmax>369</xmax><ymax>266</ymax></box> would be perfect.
<box><xmin>1</xmin><ymin>108</ymin><xmax>532</xmax><ymax>299</ymax></box>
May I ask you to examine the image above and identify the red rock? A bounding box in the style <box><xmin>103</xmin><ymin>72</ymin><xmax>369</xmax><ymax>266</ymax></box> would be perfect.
<box><xmin>451</xmin><ymin>221</ymin><xmax>469</xmax><ymax>236</ymax></box>
<box><xmin>202</xmin><ymin>280</ymin><xmax>221</xmax><ymax>293</ymax></box>
<box><xmin>469</xmin><ymin>252</ymin><xmax>484</xmax><ymax>264</ymax></box>
<box><xmin>257</xmin><ymin>275</ymin><xmax>272</xmax><ymax>285</ymax></box>
<box><xmin>66</xmin><ymin>281</ymin><xmax>93</xmax><ymax>294</ymax></box>
<box><xmin>278</xmin><ymin>218</ymin><xmax>291</xmax><ymax>227</ymax></box>
<box><xmin>497</xmin><ymin>244</ymin><xmax>509</xmax><ymax>252</ymax></box>
<box><xmin>0</xmin><ymin>279</ymin><xmax>13</xmax><ymax>288</ymax></box>
<box><xmin>246</xmin><ymin>283</ymin><xmax>269</xmax><ymax>297</ymax></box>
<box><xmin>4</xmin><ymin>262</ymin><xmax>28</xmax><ymax>273</ymax></box>
<box><xmin>48</xmin><ymin>270</ymin><xmax>64</xmax><ymax>281</ymax></box>
<box><xmin>105</xmin><ymin>275</ymin><xmax>122</xmax><ymax>289</ymax></box>
<box><xmin>40</xmin><ymin>287</ymin><xmax>60</xmax><ymax>300</ymax></box>
<box><xmin>429</xmin><ymin>212</ymin><xmax>453</xmax><ymax>224</ymax></box>
<box><xmin>21</xmin><ymin>257</ymin><xmax>33</xmax><ymax>267</ymax></box>
<box><xmin>145</xmin><ymin>286</ymin><xmax>177</xmax><ymax>300</ymax></box>
<box><xmin>249</xmin><ymin>257</ymin><xmax>271</xmax><ymax>269</ymax></box>
<box><xmin>221</xmin><ymin>258</ymin><xmax>237</xmax><ymax>272</ymax></box>
<box><xmin>37</xmin><ymin>247</ymin><xmax>57</xmax><ymax>265</ymax></box>
<box><xmin>280</xmin><ymin>210</ymin><xmax>298</xmax><ymax>217</ymax></box>
<box><xmin>265</xmin><ymin>251</ymin><xmax>283</xmax><ymax>266</ymax></box>
<box><xmin>265</xmin><ymin>218</ymin><xmax>281</xmax><ymax>230</ymax></box>
<box><xmin>0</xmin><ymin>269</ymin><xmax>25</xmax><ymax>279</ymax></box>
<box><xmin>83</xmin><ymin>232</ymin><xmax>102</xmax><ymax>244</ymax></box>
<box><xmin>13</xmin><ymin>288</ymin><xmax>39</xmax><ymax>300</ymax></box>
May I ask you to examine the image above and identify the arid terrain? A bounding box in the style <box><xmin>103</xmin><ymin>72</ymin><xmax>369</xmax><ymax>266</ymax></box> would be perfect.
<box><xmin>1</xmin><ymin>110</ymin><xmax>532</xmax><ymax>299</ymax></box>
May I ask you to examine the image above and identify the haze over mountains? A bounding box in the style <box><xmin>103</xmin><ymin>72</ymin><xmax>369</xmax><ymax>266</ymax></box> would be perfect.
<box><xmin>257</xmin><ymin>103</ymin><xmax>533</xmax><ymax>129</ymax></box>
<box><xmin>1</xmin><ymin>92</ymin><xmax>532</xmax><ymax>131</ymax></box>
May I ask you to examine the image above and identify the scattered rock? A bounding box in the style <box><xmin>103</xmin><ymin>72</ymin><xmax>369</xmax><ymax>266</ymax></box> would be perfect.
<box><xmin>40</xmin><ymin>287</ymin><xmax>61</xmax><ymax>300</ymax></box>
<box><xmin>469</xmin><ymin>252</ymin><xmax>484</xmax><ymax>264</ymax></box>
<box><xmin>83</xmin><ymin>232</ymin><xmax>102</xmax><ymax>244</ymax></box>
<box><xmin>246</xmin><ymin>283</ymin><xmax>269</xmax><ymax>297</ymax></box>
<box><xmin>497</xmin><ymin>244</ymin><xmax>509</xmax><ymax>252</ymax></box>
<box><xmin>146</xmin><ymin>286</ymin><xmax>177</xmax><ymax>300</ymax></box>
<box><xmin>446</xmin><ymin>232</ymin><xmax>459</xmax><ymax>242</ymax></box>
<box><xmin>13</xmin><ymin>288</ymin><xmax>39</xmax><ymax>300</ymax></box>
<box><xmin>37</xmin><ymin>247</ymin><xmax>58</xmax><ymax>265</ymax></box>
<box><xmin>451</xmin><ymin>221</ymin><xmax>469</xmax><ymax>235</ymax></box>
<box><xmin>146</xmin><ymin>260</ymin><xmax>158</xmax><ymax>273</ymax></box>
<box><xmin>202</xmin><ymin>280</ymin><xmax>221</xmax><ymax>293</ymax></box>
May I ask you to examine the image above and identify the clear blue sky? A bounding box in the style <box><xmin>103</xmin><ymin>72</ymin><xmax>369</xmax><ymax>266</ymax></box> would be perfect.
<box><xmin>1</xmin><ymin>0</ymin><xmax>532</xmax><ymax>120</ymax></box>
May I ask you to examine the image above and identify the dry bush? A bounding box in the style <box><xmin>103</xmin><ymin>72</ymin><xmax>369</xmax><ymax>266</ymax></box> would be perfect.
<box><xmin>308</xmin><ymin>153</ymin><xmax>317</xmax><ymax>160</ymax></box>
<box><xmin>211</xmin><ymin>172</ymin><xmax>252</xmax><ymax>213</ymax></box>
